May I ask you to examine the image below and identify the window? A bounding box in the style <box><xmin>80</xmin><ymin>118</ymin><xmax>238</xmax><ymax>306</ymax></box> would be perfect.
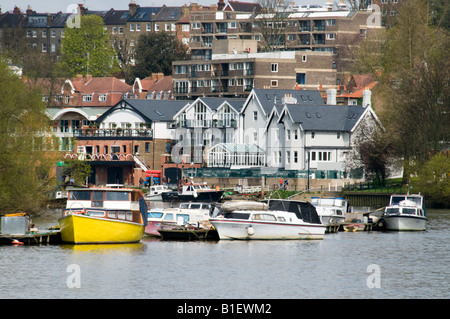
<box><xmin>253</xmin><ymin>111</ymin><xmax>258</xmax><ymax>121</ymax></box>
<box><xmin>287</xmin><ymin>129</ymin><xmax>291</xmax><ymax>140</ymax></box>
<box><xmin>99</xmin><ymin>94</ymin><xmax>107</xmax><ymax>102</ymax></box>
<box><xmin>253</xmin><ymin>132</ymin><xmax>258</xmax><ymax>142</ymax></box>
<box><xmin>296</xmin><ymin>73</ymin><xmax>306</xmax><ymax>84</ymax></box>
<box><xmin>145</xmin><ymin>142</ymin><xmax>150</xmax><ymax>153</ymax></box>
<box><xmin>130</xmin><ymin>24</ymin><xmax>135</xmax><ymax>31</ymax></box>
<box><xmin>228</xmin><ymin>22</ymin><xmax>237</xmax><ymax>28</ymax></box>
<box><xmin>294</xmin><ymin>151</ymin><xmax>298</xmax><ymax>163</ymax></box>
<box><xmin>165</xmin><ymin>23</ymin><xmax>170</xmax><ymax>31</ymax></box>
<box><xmin>326</xmin><ymin>19</ymin><xmax>336</xmax><ymax>26</ymax></box>
<box><xmin>311</xmin><ymin>132</ymin><xmax>315</xmax><ymax>139</ymax></box>
<box><xmin>82</xmin><ymin>94</ymin><xmax>93</xmax><ymax>102</ymax></box>
<box><xmin>326</xmin><ymin>33</ymin><xmax>336</xmax><ymax>40</ymax></box>
<box><xmin>271</xmin><ymin>80</ymin><xmax>278</xmax><ymax>87</ymax></box>
<box><xmin>294</xmin><ymin>130</ymin><xmax>298</xmax><ymax>140</ymax></box>
<box><xmin>286</xmin><ymin>151</ymin><xmax>290</xmax><ymax>164</ymax></box>
<box><xmin>136</xmin><ymin>23</ymin><xmax>141</xmax><ymax>31</ymax></box>
<box><xmin>337</xmin><ymin>132</ymin><xmax>341</xmax><ymax>139</ymax></box>
<box><xmin>155</xmin><ymin>24</ymin><xmax>160</xmax><ymax>32</ymax></box>
<box><xmin>271</xmin><ymin>63</ymin><xmax>278</xmax><ymax>72</ymax></box>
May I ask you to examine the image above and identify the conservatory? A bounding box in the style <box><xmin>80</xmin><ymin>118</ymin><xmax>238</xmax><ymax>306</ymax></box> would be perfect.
<box><xmin>207</xmin><ymin>143</ymin><xmax>266</xmax><ymax>168</ymax></box>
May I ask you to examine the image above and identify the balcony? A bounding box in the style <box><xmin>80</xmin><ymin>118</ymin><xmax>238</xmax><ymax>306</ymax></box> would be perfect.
<box><xmin>73</xmin><ymin>128</ymin><xmax>153</xmax><ymax>140</ymax></box>
<box><xmin>176</xmin><ymin>119</ymin><xmax>213</xmax><ymax>128</ymax></box>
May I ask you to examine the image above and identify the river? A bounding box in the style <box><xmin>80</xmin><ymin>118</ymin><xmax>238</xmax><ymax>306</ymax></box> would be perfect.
<box><xmin>0</xmin><ymin>204</ymin><xmax>448</xmax><ymax>300</ymax></box>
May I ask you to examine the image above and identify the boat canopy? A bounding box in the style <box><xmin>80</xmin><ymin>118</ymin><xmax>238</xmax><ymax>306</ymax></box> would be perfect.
<box><xmin>265</xmin><ymin>200</ymin><xmax>322</xmax><ymax>224</ymax></box>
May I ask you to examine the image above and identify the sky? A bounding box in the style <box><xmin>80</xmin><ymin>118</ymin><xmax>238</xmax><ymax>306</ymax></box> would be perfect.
<box><xmin>0</xmin><ymin>0</ymin><xmax>323</xmax><ymax>14</ymax></box>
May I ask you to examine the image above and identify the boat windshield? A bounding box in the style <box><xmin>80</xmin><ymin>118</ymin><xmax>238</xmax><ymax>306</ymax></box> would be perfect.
<box><xmin>224</xmin><ymin>212</ymin><xmax>250</xmax><ymax>220</ymax></box>
<box><xmin>148</xmin><ymin>212</ymin><xmax>163</xmax><ymax>218</ymax></box>
<box><xmin>386</xmin><ymin>207</ymin><xmax>399</xmax><ymax>215</ymax></box>
<box><xmin>176</xmin><ymin>214</ymin><xmax>190</xmax><ymax>224</ymax></box>
<box><xmin>402</xmin><ymin>208</ymin><xmax>416</xmax><ymax>215</ymax></box>
<box><xmin>69</xmin><ymin>191</ymin><xmax>91</xmax><ymax>200</ymax></box>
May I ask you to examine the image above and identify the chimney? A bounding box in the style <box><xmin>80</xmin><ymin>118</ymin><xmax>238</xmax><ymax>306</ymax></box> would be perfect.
<box><xmin>326</xmin><ymin>89</ymin><xmax>336</xmax><ymax>105</ymax></box>
<box><xmin>129</xmin><ymin>1</ymin><xmax>138</xmax><ymax>16</ymax></box>
<box><xmin>26</xmin><ymin>5</ymin><xmax>33</xmax><ymax>15</ymax></box>
<box><xmin>362</xmin><ymin>89</ymin><xmax>371</xmax><ymax>108</ymax></box>
<box><xmin>218</xmin><ymin>0</ymin><xmax>225</xmax><ymax>11</ymax></box>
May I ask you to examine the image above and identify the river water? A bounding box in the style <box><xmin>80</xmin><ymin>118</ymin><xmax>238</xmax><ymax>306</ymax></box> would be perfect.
<box><xmin>0</xmin><ymin>204</ymin><xmax>448</xmax><ymax>300</ymax></box>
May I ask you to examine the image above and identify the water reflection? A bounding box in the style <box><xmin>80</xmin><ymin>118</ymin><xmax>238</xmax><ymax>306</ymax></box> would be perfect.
<box><xmin>61</xmin><ymin>243</ymin><xmax>147</xmax><ymax>254</ymax></box>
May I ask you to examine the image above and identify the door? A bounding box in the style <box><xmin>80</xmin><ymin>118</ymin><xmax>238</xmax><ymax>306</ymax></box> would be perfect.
<box><xmin>108</xmin><ymin>167</ymin><xmax>123</xmax><ymax>184</ymax></box>
<box><xmin>164</xmin><ymin>167</ymin><xmax>182</xmax><ymax>186</ymax></box>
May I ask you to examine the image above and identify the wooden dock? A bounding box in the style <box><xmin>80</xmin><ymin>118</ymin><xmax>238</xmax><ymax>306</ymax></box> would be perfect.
<box><xmin>325</xmin><ymin>222</ymin><xmax>375</xmax><ymax>233</ymax></box>
<box><xmin>0</xmin><ymin>230</ymin><xmax>61</xmax><ymax>245</ymax></box>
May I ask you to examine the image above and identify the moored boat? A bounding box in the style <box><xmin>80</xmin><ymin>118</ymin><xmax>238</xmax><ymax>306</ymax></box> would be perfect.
<box><xmin>144</xmin><ymin>202</ymin><xmax>216</xmax><ymax>237</ymax></box>
<box><xmin>145</xmin><ymin>185</ymin><xmax>171</xmax><ymax>201</ymax></box>
<box><xmin>310</xmin><ymin>197</ymin><xmax>348</xmax><ymax>226</ymax></box>
<box><xmin>59</xmin><ymin>187</ymin><xmax>147</xmax><ymax>244</ymax></box>
<box><xmin>381</xmin><ymin>194</ymin><xmax>427</xmax><ymax>231</ymax></box>
<box><xmin>161</xmin><ymin>182</ymin><xmax>224</xmax><ymax>202</ymax></box>
<box><xmin>210</xmin><ymin>200</ymin><xmax>326</xmax><ymax>240</ymax></box>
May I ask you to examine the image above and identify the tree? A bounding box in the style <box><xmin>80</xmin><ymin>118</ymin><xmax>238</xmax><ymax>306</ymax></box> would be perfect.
<box><xmin>57</xmin><ymin>15</ymin><xmax>119</xmax><ymax>77</ymax></box>
<box><xmin>255</xmin><ymin>0</ymin><xmax>291</xmax><ymax>51</ymax></box>
<box><xmin>352</xmin><ymin>0</ymin><xmax>450</xmax><ymax>177</ymax></box>
<box><xmin>0</xmin><ymin>58</ymin><xmax>57</xmax><ymax>213</ymax></box>
<box><xmin>414</xmin><ymin>153</ymin><xmax>450</xmax><ymax>207</ymax></box>
<box><xmin>129</xmin><ymin>32</ymin><xmax>189</xmax><ymax>82</ymax></box>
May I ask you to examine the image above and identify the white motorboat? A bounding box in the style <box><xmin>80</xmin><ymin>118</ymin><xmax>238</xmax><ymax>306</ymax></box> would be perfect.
<box><xmin>210</xmin><ymin>200</ymin><xmax>326</xmax><ymax>240</ymax></box>
<box><xmin>382</xmin><ymin>194</ymin><xmax>427</xmax><ymax>231</ymax></box>
<box><xmin>310</xmin><ymin>197</ymin><xmax>348</xmax><ymax>225</ymax></box>
<box><xmin>144</xmin><ymin>202</ymin><xmax>216</xmax><ymax>236</ymax></box>
<box><xmin>145</xmin><ymin>185</ymin><xmax>171</xmax><ymax>201</ymax></box>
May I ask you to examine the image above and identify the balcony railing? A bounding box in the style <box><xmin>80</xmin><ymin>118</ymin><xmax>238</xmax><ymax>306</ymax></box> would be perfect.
<box><xmin>73</xmin><ymin>128</ymin><xmax>153</xmax><ymax>139</ymax></box>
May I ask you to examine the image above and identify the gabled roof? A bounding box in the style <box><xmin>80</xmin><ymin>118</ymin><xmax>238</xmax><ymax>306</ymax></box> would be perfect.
<box><xmin>96</xmin><ymin>99</ymin><xmax>191</xmax><ymax>124</ymax></box>
<box><xmin>282</xmin><ymin>104</ymin><xmax>367</xmax><ymax>132</ymax></box>
<box><xmin>72</xmin><ymin>77</ymin><xmax>131</xmax><ymax>94</ymax></box>
<box><xmin>243</xmin><ymin>88</ymin><xmax>325</xmax><ymax>116</ymax></box>
<box><xmin>224</xmin><ymin>1</ymin><xmax>262</xmax><ymax>12</ymax></box>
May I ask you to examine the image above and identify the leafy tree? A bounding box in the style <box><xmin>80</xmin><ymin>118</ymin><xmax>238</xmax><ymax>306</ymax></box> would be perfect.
<box><xmin>61</xmin><ymin>159</ymin><xmax>92</xmax><ymax>187</ymax></box>
<box><xmin>255</xmin><ymin>0</ymin><xmax>290</xmax><ymax>51</ymax></box>
<box><xmin>129</xmin><ymin>32</ymin><xmax>189</xmax><ymax>82</ymax></box>
<box><xmin>0</xmin><ymin>58</ymin><xmax>57</xmax><ymax>213</ymax></box>
<box><xmin>57</xmin><ymin>15</ymin><xmax>119</xmax><ymax>77</ymax></box>
<box><xmin>413</xmin><ymin>153</ymin><xmax>450</xmax><ymax>207</ymax></box>
<box><xmin>352</xmin><ymin>0</ymin><xmax>450</xmax><ymax>179</ymax></box>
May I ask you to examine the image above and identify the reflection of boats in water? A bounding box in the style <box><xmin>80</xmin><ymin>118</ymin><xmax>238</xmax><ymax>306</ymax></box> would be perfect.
<box><xmin>310</xmin><ymin>197</ymin><xmax>348</xmax><ymax>226</ymax></box>
<box><xmin>145</xmin><ymin>185</ymin><xmax>171</xmax><ymax>201</ymax></box>
<box><xmin>161</xmin><ymin>183</ymin><xmax>224</xmax><ymax>202</ymax></box>
<box><xmin>59</xmin><ymin>187</ymin><xmax>147</xmax><ymax>244</ymax></box>
<box><xmin>381</xmin><ymin>194</ymin><xmax>427</xmax><ymax>231</ymax></box>
<box><xmin>210</xmin><ymin>200</ymin><xmax>326</xmax><ymax>240</ymax></box>
<box><xmin>144</xmin><ymin>202</ymin><xmax>218</xmax><ymax>237</ymax></box>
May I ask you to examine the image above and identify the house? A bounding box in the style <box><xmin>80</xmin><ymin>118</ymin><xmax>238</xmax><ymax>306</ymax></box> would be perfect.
<box><xmin>250</xmin><ymin>88</ymin><xmax>381</xmax><ymax>177</ymax></box>
<box><xmin>172</xmin><ymin>97</ymin><xmax>245</xmax><ymax>164</ymax></box>
<box><xmin>132</xmin><ymin>73</ymin><xmax>173</xmax><ymax>100</ymax></box>
<box><xmin>69</xmin><ymin>98</ymin><xmax>190</xmax><ymax>186</ymax></box>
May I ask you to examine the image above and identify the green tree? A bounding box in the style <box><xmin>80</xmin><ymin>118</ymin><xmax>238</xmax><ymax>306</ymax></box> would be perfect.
<box><xmin>413</xmin><ymin>153</ymin><xmax>450</xmax><ymax>207</ymax></box>
<box><xmin>58</xmin><ymin>15</ymin><xmax>119</xmax><ymax>77</ymax></box>
<box><xmin>353</xmin><ymin>0</ymin><xmax>450</xmax><ymax>176</ymax></box>
<box><xmin>61</xmin><ymin>159</ymin><xmax>92</xmax><ymax>187</ymax></box>
<box><xmin>0</xmin><ymin>58</ymin><xmax>57</xmax><ymax>213</ymax></box>
<box><xmin>129</xmin><ymin>32</ymin><xmax>189</xmax><ymax>82</ymax></box>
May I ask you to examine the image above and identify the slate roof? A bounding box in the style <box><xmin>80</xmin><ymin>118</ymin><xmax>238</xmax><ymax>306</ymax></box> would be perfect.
<box><xmin>103</xmin><ymin>9</ymin><xmax>130</xmax><ymax>25</ymax></box>
<box><xmin>251</xmin><ymin>88</ymin><xmax>325</xmax><ymax>115</ymax></box>
<box><xmin>284</xmin><ymin>104</ymin><xmax>366</xmax><ymax>132</ymax></box>
<box><xmin>128</xmin><ymin>7</ymin><xmax>161</xmax><ymax>22</ymax></box>
<box><xmin>154</xmin><ymin>6</ymin><xmax>182</xmax><ymax>22</ymax></box>
<box><xmin>225</xmin><ymin>1</ymin><xmax>262</xmax><ymax>12</ymax></box>
<box><xmin>99</xmin><ymin>99</ymin><xmax>192</xmax><ymax>123</ymax></box>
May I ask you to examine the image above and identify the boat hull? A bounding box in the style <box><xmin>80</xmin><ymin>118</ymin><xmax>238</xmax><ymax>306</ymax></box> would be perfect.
<box><xmin>161</xmin><ymin>190</ymin><xmax>224</xmax><ymax>202</ymax></box>
<box><xmin>59</xmin><ymin>214</ymin><xmax>145</xmax><ymax>244</ymax></box>
<box><xmin>384</xmin><ymin>215</ymin><xmax>427</xmax><ymax>231</ymax></box>
<box><xmin>210</xmin><ymin>219</ymin><xmax>325</xmax><ymax>240</ymax></box>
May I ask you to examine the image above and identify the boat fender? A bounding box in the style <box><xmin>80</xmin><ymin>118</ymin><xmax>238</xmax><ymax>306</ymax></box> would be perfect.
<box><xmin>193</xmin><ymin>191</ymin><xmax>198</xmax><ymax>198</ymax></box>
<box><xmin>247</xmin><ymin>226</ymin><xmax>255</xmax><ymax>236</ymax></box>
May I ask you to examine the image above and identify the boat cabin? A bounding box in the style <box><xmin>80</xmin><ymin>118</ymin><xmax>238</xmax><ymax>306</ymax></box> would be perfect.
<box><xmin>65</xmin><ymin>187</ymin><xmax>143</xmax><ymax>211</ymax></box>
<box><xmin>385</xmin><ymin>199</ymin><xmax>426</xmax><ymax>217</ymax></box>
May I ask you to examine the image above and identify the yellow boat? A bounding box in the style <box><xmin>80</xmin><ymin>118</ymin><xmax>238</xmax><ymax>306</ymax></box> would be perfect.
<box><xmin>59</xmin><ymin>186</ymin><xmax>147</xmax><ymax>244</ymax></box>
